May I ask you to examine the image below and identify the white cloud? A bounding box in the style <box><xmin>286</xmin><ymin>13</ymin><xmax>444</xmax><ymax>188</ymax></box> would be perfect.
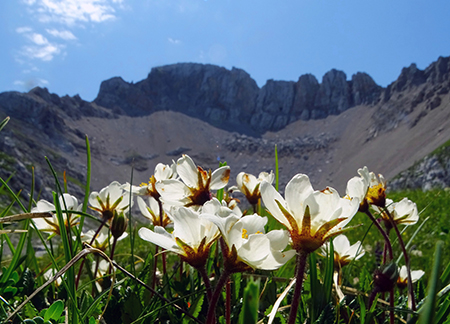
<box><xmin>25</xmin><ymin>0</ymin><xmax>122</xmax><ymax>26</ymax></box>
<box><xmin>28</xmin><ymin>32</ymin><xmax>48</xmax><ymax>45</ymax></box>
<box><xmin>46</xmin><ymin>28</ymin><xmax>77</xmax><ymax>40</ymax></box>
<box><xmin>16</xmin><ymin>26</ymin><xmax>33</xmax><ymax>34</ymax></box>
<box><xmin>16</xmin><ymin>29</ymin><xmax>64</xmax><ymax>61</ymax></box>
<box><xmin>22</xmin><ymin>42</ymin><xmax>63</xmax><ymax>61</ymax></box>
<box><xmin>168</xmin><ymin>37</ymin><xmax>181</xmax><ymax>45</ymax></box>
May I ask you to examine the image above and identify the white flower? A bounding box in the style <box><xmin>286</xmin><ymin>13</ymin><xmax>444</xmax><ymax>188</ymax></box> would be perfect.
<box><xmin>202</xmin><ymin>212</ymin><xmax>295</xmax><ymax>271</ymax></box>
<box><xmin>137</xmin><ymin>196</ymin><xmax>172</xmax><ymax>227</ymax></box>
<box><xmin>91</xmin><ymin>259</ymin><xmax>111</xmax><ymax>291</ymax></box>
<box><xmin>123</xmin><ymin>162</ymin><xmax>177</xmax><ymax>198</ymax></box>
<box><xmin>31</xmin><ymin>193</ymin><xmax>80</xmax><ymax>235</ymax></box>
<box><xmin>397</xmin><ymin>265</ymin><xmax>424</xmax><ymax>289</ymax></box>
<box><xmin>373</xmin><ymin>198</ymin><xmax>419</xmax><ymax>227</ymax></box>
<box><xmin>79</xmin><ymin>227</ymin><xmax>128</xmax><ymax>251</ymax></box>
<box><xmin>321</xmin><ymin>234</ymin><xmax>365</xmax><ymax>268</ymax></box>
<box><xmin>346</xmin><ymin>166</ymin><xmax>370</xmax><ymax>211</ymax></box>
<box><xmin>156</xmin><ymin>155</ymin><xmax>230</xmax><ymax>209</ymax></box>
<box><xmin>89</xmin><ymin>181</ymin><xmax>132</xmax><ymax>222</ymax></box>
<box><xmin>44</xmin><ymin>268</ymin><xmax>63</xmax><ymax>287</ymax></box>
<box><xmin>138</xmin><ymin>204</ymin><xmax>219</xmax><ymax>268</ymax></box>
<box><xmin>346</xmin><ymin>166</ymin><xmax>386</xmax><ymax>210</ymax></box>
<box><xmin>235</xmin><ymin>171</ymin><xmax>274</xmax><ymax>206</ymax></box>
<box><xmin>261</xmin><ymin>174</ymin><xmax>359</xmax><ymax>253</ymax></box>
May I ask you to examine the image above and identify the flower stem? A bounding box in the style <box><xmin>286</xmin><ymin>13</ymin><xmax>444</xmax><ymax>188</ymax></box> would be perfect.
<box><xmin>386</xmin><ymin>210</ymin><xmax>416</xmax><ymax>311</ymax></box>
<box><xmin>152</xmin><ymin>245</ymin><xmax>159</xmax><ymax>292</ymax></box>
<box><xmin>198</xmin><ymin>266</ymin><xmax>213</xmax><ymax>301</ymax></box>
<box><xmin>76</xmin><ymin>221</ymin><xmax>106</xmax><ymax>288</ymax></box>
<box><xmin>288</xmin><ymin>251</ymin><xmax>308</xmax><ymax>324</ymax></box>
<box><xmin>206</xmin><ymin>269</ymin><xmax>231</xmax><ymax>324</ymax></box>
<box><xmin>108</xmin><ymin>238</ymin><xmax>118</xmax><ymax>274</ymax></box>
<box><xmin>226</xmin><ymin>279</ymin><xmax>231</xmax><ymax>324</ymax></box>
<box><xmin>389</xmin><ymin>289</ymin><xmax>395</xmax><ymax>324</ymax></box>
<box><xmin>365</xmin><ymin>210</ymin><xmax>393</xmax><ymax>260</ymax></box>
<box><xmin>157</xmin><ymin>199</ymin><xmax>167</xmax><ymax>275</ymax></box>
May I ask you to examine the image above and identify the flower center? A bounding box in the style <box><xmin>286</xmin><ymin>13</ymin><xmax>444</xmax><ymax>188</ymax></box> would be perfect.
<box><xmin>241</xmin><ymin>228</ymin><xmax>262</xmax><ymax>239</ymax></box>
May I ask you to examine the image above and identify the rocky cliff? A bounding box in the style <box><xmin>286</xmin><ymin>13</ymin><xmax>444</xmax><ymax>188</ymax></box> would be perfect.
<box><xmin>94</xmin><ymin>63</ymin><xmax>382</xmax><ymax>133</ymax></box>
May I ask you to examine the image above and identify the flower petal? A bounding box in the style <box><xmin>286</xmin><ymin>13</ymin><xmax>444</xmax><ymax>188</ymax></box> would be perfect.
<box><xmin>260</xmin><ymin>181</ymin><xmax>291</xmax><ymax>229</ymax></box>
<box><xmin>285</xmin><ymin>174</ymin><xmax>315</xmax><ymax>223</ymax></box>
<box><xmin>176</xmin><ymin>155</ymin><xmax>199</xmax><ymax>188</ymax></box>
<box><xmin>210</xmin><ymin>166</ymin><xmax>231</xmax><ymax>190</ymax></box>
<box><xmin>138</xmin><ymin>226</ymin><xmax>180</xmax><ymax>253</ymax></box>
<box><xmin>156</xmin><ymin>179</ymin><xmax>191</xmax><ymax>206</ymax></box>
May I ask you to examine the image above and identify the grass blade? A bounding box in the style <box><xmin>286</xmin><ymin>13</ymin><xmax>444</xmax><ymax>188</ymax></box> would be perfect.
<box><xmin>418</xmin><ymin>241</ymin><xmax>443</xmax><ymax>324</ymax></box>
<box><xmin>240</xmin><ymin>278</ymin><xmax>260</xmax><ymax>324</ymax></box>
<box><xmin>274</xmin><ymin>144</ymin><xmax>279</xmax><ymax>191</ymax></box>
<box><xmin>0</xmin><ymin>116</ymin><xmax>9</xmax><ymax>132</ymax></box>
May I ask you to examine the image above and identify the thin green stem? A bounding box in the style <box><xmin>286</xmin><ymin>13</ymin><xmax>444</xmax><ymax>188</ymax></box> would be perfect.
<box><xmin>288</xmin><ymin>251</ymin><xmax>308</xmax><ymax>324</ymax></box>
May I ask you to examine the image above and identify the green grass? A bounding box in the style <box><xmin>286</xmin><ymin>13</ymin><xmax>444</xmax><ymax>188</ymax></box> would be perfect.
<box><xmin>346</xmin><ymin>189</ymin><xmax>450</xmax><ymax>282</ymax></box>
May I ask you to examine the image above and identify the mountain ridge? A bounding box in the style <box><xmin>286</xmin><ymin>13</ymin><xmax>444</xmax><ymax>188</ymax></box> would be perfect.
<box><xmin>1</xmin><ymin>55</ymin><xmax>450</xmax><ymax>202</ymax></box>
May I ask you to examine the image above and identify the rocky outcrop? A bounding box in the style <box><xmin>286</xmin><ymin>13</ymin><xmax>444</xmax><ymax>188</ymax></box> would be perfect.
<box><xmin>370</xmin><ymin>57</ymin><xmax>450</xmax><ymax>136</ymax></box>
<box><xmin>388</xmin><ymin>143</ymin><xmax>450</xmax><ymax>191</ymax></box>
<box><xmin>0</xmin><ymin>88</ymin><xmax>116</xmax><ymax>200</ymax></box>
<box><xmin>95</xmin><ymin>63</ymin><xmax>381</xmax><ymax>133</ymax></box>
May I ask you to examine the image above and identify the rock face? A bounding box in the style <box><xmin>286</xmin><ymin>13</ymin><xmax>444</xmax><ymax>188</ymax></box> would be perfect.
<box><xmin>372</xmin><ymin>57</ymin><xmax>450</xmax><ymax>134</ymax></box>
<box><xmin>389</xmin><ymin>144</ymin><xmax>450</xmax><ymax>191</ymax></box>
<box><xmin>95</xmin><ymin>63</ymin><xmax>381</xmax><ymax>132</ymax></box>
<box><xmin>0</xmin><ymin>88</ymin><xmax>115</xmax><ymax>200</ymax></box>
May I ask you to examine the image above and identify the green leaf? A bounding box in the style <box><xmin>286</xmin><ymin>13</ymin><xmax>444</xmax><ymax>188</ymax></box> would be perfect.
<box><xmin>441</xmin><ymin>260</ymin><xmax>450</xmax><ymax>287</ymax></box>
<box><xmin>239</xmin><ymin>278</ymin><xmax>260</xmax><ymax>324</ymax></box>
<box><xmin>32</xmin><ymin>316</ymin><xmax>44</xmax><ymax>324</ymax></box>
<box><xmin>121</xmin><ymin>290</ymin><xmax>143</xmax><ymax>323</ymax></box>
<box><xmin>44</xmin><ymin>300</ymin><xmax>64</xmax><ymax>322</ymax></box>
<box><xmin>418</xmin><ymin>241</ymin><xmax>443</xmax><ymax>324</ymax></box>
<box><xmin>23</xmin><ymin>301</ymin><xmax>39</xmax><ymax>319</ymax></box>
<box><xmin>23</xmin><ymin>320</ymin><xmax>37</xmax><ymax>324</ymax></box>
<box><xmin>323</xmin><ymin>240</ymin><xmax>334</xmax><ymax>305</ymax></box>
<box><xmin>436</xmin><ymin>293</ymin><xmax>450</xmax><ymax>324</ymax></box>
<box><xmin>183</xmin><ymin>294</ymin><xmax>205</xmax><ymax>323</ymax></box>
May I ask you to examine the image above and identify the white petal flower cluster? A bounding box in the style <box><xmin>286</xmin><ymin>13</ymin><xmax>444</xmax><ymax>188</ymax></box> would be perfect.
<box><xmin>397</xmin><ymin>265</ymin><xmax>424</xmax><ymax>289</ymax></box>
<box><xmin>32</xmin><ymin>193</ymin><xmax>81</xmax><ymax>236</ymax></box>
<box><xmin>234</xmin><ymin>171</ymin><xmax>274</xmax><ymax>206</ymax></box>
<box><xmin>79</xmin><ymin>227</ymin><xmax>128</xmax><ymax>251</ymax></box>
<box><xmin>156</xmin><ymin>155</ymin><xmax>230</xmax><ymax>209</ymax></box>
<box><xmin>321</xmin><ymin>234</ymin><xmax>365</xmax><ymax>268</ymax></box>
<box><xmin>89</xmin><ymin>181</ymin><xmax>132</xmax><ymax>222</ymax></box>
<box><xmin>138</xmin><ymin>199</ymin><xmax>221</xmax><ymax>268</ymax></box>
<box><xmin>261</xmin><ymin>174</ymin><xmax>359</xmax><ymax>253</ymax></box>
<box><xmin>373</xmin><ymin>198</ymin><xmax>419</xmax><ymax>227</ymax></box>
<box><xmin>203</xmin><ymin>211</ymin><xmax>296</xmax><ymax>271</ymax></box>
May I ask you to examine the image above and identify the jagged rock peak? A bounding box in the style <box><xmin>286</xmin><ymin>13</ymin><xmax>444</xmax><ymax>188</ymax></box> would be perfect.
<box><xmin>93</xmin><ymin>63</ymin><xmax>383</xmax><ymax>133</ymax></box>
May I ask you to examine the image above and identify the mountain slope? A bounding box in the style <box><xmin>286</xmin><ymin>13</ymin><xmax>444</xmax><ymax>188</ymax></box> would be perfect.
<box><xmin>1</xmin><ymin>56</ymin><xmax>450</xmax><ymax>200</ymax></box>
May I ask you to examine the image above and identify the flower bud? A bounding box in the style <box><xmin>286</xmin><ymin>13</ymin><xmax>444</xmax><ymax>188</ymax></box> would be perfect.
<box><xmin>373</xmin><ymin>261</ymin><xmax>399</xmax><ymax>293</ymax></box>
<box><xmin>111</xmin><ymin>211</ymin><xmax>128</xmax><ymax>239</ymax></box>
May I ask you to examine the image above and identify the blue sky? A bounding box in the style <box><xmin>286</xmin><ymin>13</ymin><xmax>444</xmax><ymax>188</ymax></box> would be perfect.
<box><xmin>1</xmin><ymin>0</ymin><xmax>450</xmax><ymax>101</ymax></box>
